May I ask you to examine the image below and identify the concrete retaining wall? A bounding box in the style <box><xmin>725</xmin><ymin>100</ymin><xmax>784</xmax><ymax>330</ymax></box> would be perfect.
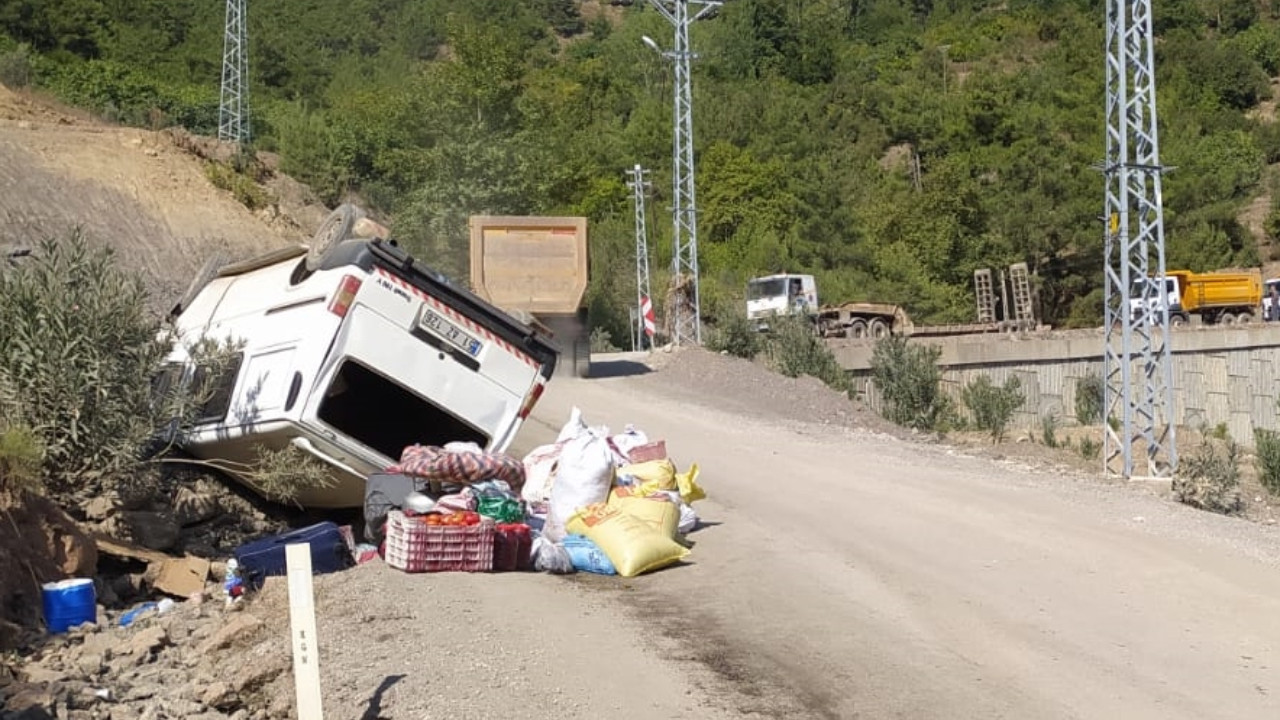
<box><xmin>830</xmin><ymin>326</ymin><xmax>1280</xmax><ymax>446</ymax></box>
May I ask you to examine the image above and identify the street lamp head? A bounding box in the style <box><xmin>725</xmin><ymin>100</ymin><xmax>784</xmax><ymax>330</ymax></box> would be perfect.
<box><xmin>641</xmin><ymin>35</ymin><xmax>662</xmax><ymax>54</ymax></box>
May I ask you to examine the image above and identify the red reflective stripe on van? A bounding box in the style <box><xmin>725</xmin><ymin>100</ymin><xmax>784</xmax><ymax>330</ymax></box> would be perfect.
<box><xmin>518</xmin><ymin>378</ymin><xmax>546</xmax><ymax>419</ymax></box>
<box><xmin>375</xmin><ymin>268</ymin><xmax>539</xmax><ymax>369</ymax></box>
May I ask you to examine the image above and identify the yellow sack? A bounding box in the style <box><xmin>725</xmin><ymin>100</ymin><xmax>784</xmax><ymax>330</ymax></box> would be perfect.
<box><xmin>618</xmin><ymin>459</ymin><xmax>677</xmax><ymax>491</ymax></box>
<box><xmin>675</xmin><ymin>462</ymin><xmax>706</xmax><ymax>504</ymax></box>
<box><xmin>567</xmin><ymin>504</ymin><xmax>689</xmax><ymax>578</ymax></box>
<box><xmin>606</xmin><ymin>487</ymin><xmax>679</xmax><ymax>538</ymax></box>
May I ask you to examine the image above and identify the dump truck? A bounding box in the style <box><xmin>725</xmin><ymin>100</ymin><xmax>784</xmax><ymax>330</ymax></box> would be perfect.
<box><xmin>1131</xmin><ymin>269</ymin><xmax>1262</xmax><ymax>326</ymax></box>
<box><xmin>469</xmin><ymin>215</ymin><xmax>591</xmax><ymax>377</ymax></box>
<box><xmin>745</xmin><ymin>273</ymin><xmax>1026</xmax><ymax>339</ymax></box>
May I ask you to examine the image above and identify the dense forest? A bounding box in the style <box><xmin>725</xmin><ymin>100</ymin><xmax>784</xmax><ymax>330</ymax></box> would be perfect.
<box><xmin>3</xmin><ymin>0</ymin><xmax>1280</xmax><ymax>342</ymax></box>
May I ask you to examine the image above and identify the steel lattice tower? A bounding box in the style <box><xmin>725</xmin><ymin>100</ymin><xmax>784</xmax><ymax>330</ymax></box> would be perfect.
<box><xmin>1101</xmin><ymin>0</ymin><xmax>1177</xmax><ymax>478</ymax></box>
<box><xmin>628</xmin><ymin>165</ymin><xmax>656</xmax><ymax>349</ymax></box>
<box><xmin>218</xmin><ymin>0</ymin><xmax>249</xmax><ymax>144</ymax></box>
<box><xmin>643</xmin><ymin>0</ymin><xmax>721</xmax><ymax>346</ymax></box>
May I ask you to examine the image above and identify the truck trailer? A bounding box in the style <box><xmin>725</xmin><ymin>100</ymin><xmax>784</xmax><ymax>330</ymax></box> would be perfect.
<box><xmin>745</xmin><ymin>273</ymin><xmax>1024</xmax><ymax>339</ymax></box>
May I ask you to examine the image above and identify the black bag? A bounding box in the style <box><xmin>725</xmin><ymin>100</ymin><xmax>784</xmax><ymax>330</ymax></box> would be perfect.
<box><xmin>364</xmin><ymin>472</ymin><xmax>433</xmax><ymax>543</ymax></box>
<box><xmin>233</xmin><ymin>521</ymin><xmax>352</xmax><ymax>589</ymax></box>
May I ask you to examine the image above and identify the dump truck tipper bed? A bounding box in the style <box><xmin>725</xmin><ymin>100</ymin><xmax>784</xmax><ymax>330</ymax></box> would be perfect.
<box><xmin>469</xmin><ymin>216</ymin><xmax>591</xmax><ymax>377</ymax></box>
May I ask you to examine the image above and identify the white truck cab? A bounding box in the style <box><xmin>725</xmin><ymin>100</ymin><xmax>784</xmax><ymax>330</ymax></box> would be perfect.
<box><xmin>746</xmin><ymin>273</ymin><xmax>818</xmax><ymax>330</ymax></box>
<box><xmin>159</xmin><ymin>206</ymin><xmax>559</xmax><ymax>508</ymax></box>
<box><xmin>1264</xmin><ymin>278</ymin><xmax>1280</xmax><ymax>320</ymax></box>
<box><xmin>1128</xmin><ymin>276</ymin><xmax>1180</xmax><ymax>325</ymax></box>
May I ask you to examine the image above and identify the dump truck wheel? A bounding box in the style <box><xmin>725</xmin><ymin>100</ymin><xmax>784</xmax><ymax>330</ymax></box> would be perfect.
<box><xmin>1218</xmin><ymin>312</ymin><xmax>1236</xmax><ymax>326</ymax></box>
<box><xmin>1236</xmin><ymin>311</ymin><xmax>1254</xmax><ymax>324</ymax></box>
<box><xmin>848</xmin><ymin>320</ymin><xmax>868</xmax><ymax>339</ymax></box>
<box><xmin>306</xmin><ymin>204</ymin><xmax>361</xmax><ymax>272</ymax></box>
<box><xmin>869</xmin><ymin>318</ymin><xmax>889</xmax><ymax>338</ymax></box>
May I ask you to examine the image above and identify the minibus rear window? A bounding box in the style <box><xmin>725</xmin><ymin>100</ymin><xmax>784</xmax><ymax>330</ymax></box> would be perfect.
<box><xmin>316</xmin><ymin>359</ymin><xmax>488</xmax><ymax>458</ymax></box>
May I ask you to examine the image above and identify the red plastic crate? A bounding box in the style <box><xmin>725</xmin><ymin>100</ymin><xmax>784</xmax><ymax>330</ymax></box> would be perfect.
<box><xmin>384</xmin><ymin>511</ymin><xmax>494</xmax><ymax>573</ymax></box>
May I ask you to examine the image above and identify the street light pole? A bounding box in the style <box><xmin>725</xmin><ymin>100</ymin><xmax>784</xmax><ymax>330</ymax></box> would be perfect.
<box><xmin>639</xmin><ymin>0</ymin><xmax>721</xmax><ymax>346</ymax></box>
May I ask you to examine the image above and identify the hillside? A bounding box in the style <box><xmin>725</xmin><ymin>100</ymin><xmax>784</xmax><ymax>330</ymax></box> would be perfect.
<box><xmin>0</xmin><ymin>83</ymin><xmax>325</xmax><ymax>309</ymax></box>
<box><xmin>4</xmin><ymin>0</ymin><xmax>1280</xmax><ymax>335</ymax></box>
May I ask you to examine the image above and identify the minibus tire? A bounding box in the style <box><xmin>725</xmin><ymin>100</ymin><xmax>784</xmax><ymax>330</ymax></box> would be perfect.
<box><xmin>306</xmin><ymin>204</ymin><xmax>360</xmax><ymax>272</ymax></box>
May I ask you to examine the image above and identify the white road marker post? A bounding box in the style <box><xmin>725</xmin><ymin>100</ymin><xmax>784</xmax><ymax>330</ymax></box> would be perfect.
<box><xmin>286</xmin><ymin>543</ymin><xmax>324</xmax><ymax>720</ymax></box>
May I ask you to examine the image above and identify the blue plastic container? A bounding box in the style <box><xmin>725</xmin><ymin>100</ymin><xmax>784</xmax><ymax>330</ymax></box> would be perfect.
<box><xmin>42</xmin><ymin>578</ymin><xmax>97</xmax><ymax>634</ymax></box>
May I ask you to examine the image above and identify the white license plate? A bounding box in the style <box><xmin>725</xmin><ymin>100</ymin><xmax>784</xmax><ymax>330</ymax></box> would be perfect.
<box><xmin>420</xmin><ymin>308</ymin><xmax>483</xmax><ymax>357</ymax></box>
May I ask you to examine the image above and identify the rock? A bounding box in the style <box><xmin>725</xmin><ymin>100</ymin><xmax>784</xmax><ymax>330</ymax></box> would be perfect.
<box><xmin>197</xmin><ymin>614</ymin><xmax>262</xmax><ymax>655</ymax></box>
<box><xmin>115</xmin><ymin>511</ymin><xmax>181</xmax><ymax>551</ymax></box>
<box><xmin>81</xmin><ymin>496</ymin><xmax>116</xmax><ymax>521</ymax></box>
<box><xmin>266</xmin><ymin>692</ymin><xmax>293</xmax><ymax>719</ymax></box>
<box><xmin>79</xmin><ymin>632</ymin><xmax>115</xmax><ymax>661</ymax></box>
<box><xmin>20</xmin><ymin>665</ymin><xmax>65</xmax><ymax>685</ymax></box>
<box><xmin>75</xmin><ymin>653</ymin><xmax>103</xmax><ymax>677</ymax></box>
<box><xmin>95</xmin><ymin>580</ymin><xmax>119</xmax><ymax>607</ymax></box>
<box><xmin>231</xmin><ymin>652</ymin><xmax>288</xmax><ymax>694</ymax></box>
<box><xmin>34</xmin><ymin>496</ymin><xmax>99</xmax><ymax>577</ymax></box>
<box><xmin>111</xmin><ymin>573</ymin><xmax>147</xmax><ymax>602</ymax></box>
<box><xmin>2</xmin><ymin>683</ymin><xmax>55</xmax><ymax>718</ymax></box>
<box><xmin>124</xmin><ymin>626</ymin><xmax>168</xmax><ymax>657</ymax></box>
<box><xmin>200</xmin><ymin>680</ymin><xmax>239</xmax><ymax>710</ymax></box>
<box><xmin>173</xmin><ymin>487</ymin><xmax>221</xmax><ymax>527</ymax></box>
<box><xmin>121</xmin><ymin>684</ymin><xmax>155</xmax><ymax>702</ymax></box>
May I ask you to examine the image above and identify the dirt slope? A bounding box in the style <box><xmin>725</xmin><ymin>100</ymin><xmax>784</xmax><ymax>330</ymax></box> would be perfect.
<box><xmin>0</xmin><ymin>83</ymin><xmax>314</xmax><ymax>310</ymax></box>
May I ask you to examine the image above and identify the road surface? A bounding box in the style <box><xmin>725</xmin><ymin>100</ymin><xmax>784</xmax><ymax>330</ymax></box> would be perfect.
<box><xmin>512</xmin><ymin>353</ymin><xmax>1280</xmax><ymax>720</ymax></box>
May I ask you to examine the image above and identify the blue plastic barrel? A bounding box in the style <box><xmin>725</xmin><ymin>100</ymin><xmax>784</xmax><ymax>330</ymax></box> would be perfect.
<box><xmin>42</xmin><ymin>578</ymin><xmax>97</xmax><ymax>634</ymax></box>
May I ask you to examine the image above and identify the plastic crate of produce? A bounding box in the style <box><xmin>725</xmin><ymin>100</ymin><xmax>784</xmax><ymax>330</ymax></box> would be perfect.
<box><xmin>384</xmin><ymin>511</ymin><xmax>495</xmax><ymax>573</ymax></box>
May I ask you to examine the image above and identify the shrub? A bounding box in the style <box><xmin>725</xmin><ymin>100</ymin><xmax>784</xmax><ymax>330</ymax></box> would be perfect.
<box><xmin>0</xmin><ymin>231</ymin><xmax>251</xmax><ymax>499</ymax></box>
<box><xmin>1041</xmin><ymin>412</ymin><xmax>1060</xmax><ymax>448</ymax></box>
<box><xmin>1075</xmin><ymin>372</ymin><xmax>1104</xmax><ymax>424</ymax></box>
<box><xmin>0</xmin><ymin>424</ymin><xmax>44</xmax><ymax>495</ymax></box>
<box><xmin>870</xmin><ymin>335</ymin><xmax>950</xmax><ymax>432</ymax></box>
<box><xmin>962</xmin><ymin>375</ymin><xmax>1025</xmax><ymax>443</ymax></box>
<box><xmin>763</xmin><ymin>315</ymin><xmax>850</xmax><ymax>393</ymax></box>
<box><xmin>1078</xmin><ymin>436</ymin><xmax>1101</xmax><ymax>460</ymax></box>
<box><xmin>1173</xmin><ymin>439</ymin><xmax>1243</xmax><ymax>515</ymax></box>
<box><xmin>0</xmin><ymin>232</ymin><xmax>173</xmax><ymax>495</ymax></box>
<box><xmin>1208</xmin><ymin>422</ymin><xmax>1231</xmax><ymax>441</ymax></box>
<box><xmin>0</xmin><ymin>43</ymin><xmax>33</xmax><ymax>88</ymax></box>
<box><xmin>1254</xmin><ymin>428</ymin><xmax>1280</xmax><ymax>495</ymax></box>
<box><xmin>706</xmin><ymin>314</ymin><xmax>762</xmax><ymax>359</ymax></box>
<box><xmin>204</xmin><ymin>161</ymin><xmax>273</xmax><ymax>211</ymax></box>
<box><xmin>589</xmin><ymin>326</ymin><xmax>619</xmax><ymax>353</ymax></box>
<box><xmin>250</xmin><ymin>446</ymin><xmax>336</xmax><ymax>503</ymax></box>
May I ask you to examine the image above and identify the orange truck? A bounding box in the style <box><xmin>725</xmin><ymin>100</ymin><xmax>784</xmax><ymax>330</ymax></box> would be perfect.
<box><xmin>468</xmin><ymin>215</ymin><xmax>591</xmax><ymax>377</ymax></box>
<box><xmin>1133</xmin><ymin>269</ymin><xmax>1262</xmax><ymax>325</ymax></box>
